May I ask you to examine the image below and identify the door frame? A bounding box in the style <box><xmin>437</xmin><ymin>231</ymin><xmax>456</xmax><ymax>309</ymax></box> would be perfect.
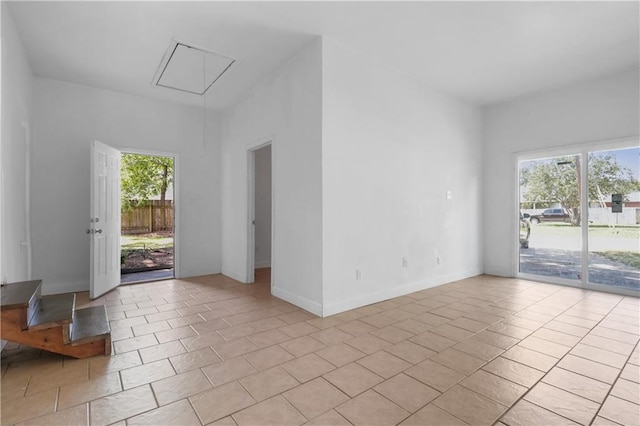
<box><xmin>22</xmin><ymin>120</ymin><xmax>32</xmax><ymax>280</ymax></box>
<box><xmin>119</xmin><ymin>148</ymin><xmax>180</xmax><ymax>279</ymax></box>
<box><xmin>514</xmin><ymin>135</ymin><xmax>639</xmax><ymax>296</ymax></box>
<box><xmin>246</xmin><ymin>139</ymin><xmax>274</xmax><ymax>285</ymax></box>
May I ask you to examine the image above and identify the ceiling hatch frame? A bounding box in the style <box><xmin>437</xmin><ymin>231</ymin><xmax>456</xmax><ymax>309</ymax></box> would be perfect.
<box><xmin>152</xmin><ymin>39</ymin><xmax>236</xmax><ymax>96</ymax></box>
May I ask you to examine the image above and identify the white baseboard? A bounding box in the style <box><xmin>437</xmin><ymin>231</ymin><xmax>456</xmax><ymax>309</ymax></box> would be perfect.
<box><xmin>177</xmin><ymin>267</ymin><xmax>221</xmax><ymax>279</ymax></box>
<box><xmin>272</xmin><ymin>286</ymin><xmax>323</xmax><ymax>317</ymax></box>
<box><xmin>221</xmin><ymin>268</ymin><xmax>247</xmax><ymax>283</ymax></box>
<box><xmin>255</xmin><ymin>260</ymin><xmax>271</xmax><ymax>269</ymax></box>
<box><xmin>322</xmin><ymin>269</ymin><xmax>483</xmax><ymax>317</ymax></box>
<box><xmin>483</xmin><ymin>266</ymin><xmax>511</xmax><ymax>278</ymax></box>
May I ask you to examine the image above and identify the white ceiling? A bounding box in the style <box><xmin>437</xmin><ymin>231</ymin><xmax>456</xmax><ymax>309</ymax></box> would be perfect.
<box><xmin>6</xmin><ymin>1</ymin><xmax>639</xmax><ymax>109</ymax></box>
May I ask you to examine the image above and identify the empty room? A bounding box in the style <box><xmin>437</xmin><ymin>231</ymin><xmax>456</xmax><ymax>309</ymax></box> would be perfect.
<box><xmin>1</xmin><ymin>1</ymin><xmax>638</xmax><ymax>425</ymax></box>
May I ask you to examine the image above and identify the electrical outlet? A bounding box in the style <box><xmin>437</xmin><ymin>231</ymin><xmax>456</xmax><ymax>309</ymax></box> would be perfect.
<box><xmin>402</xmin><ymin>257</ymin><xmax>408</xmax><ymax>268</ymax></box>
<box><xmin>356</xmin><ymin>269</ymin><xmax>362</xmax><ymax>280</ymax></box>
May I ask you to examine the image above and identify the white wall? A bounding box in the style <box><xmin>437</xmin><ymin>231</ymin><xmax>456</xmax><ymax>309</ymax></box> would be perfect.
<box><xmin>31</xmin><ymin>78</ymin><xmax>222</xmax><ymax>294</ymax></box>
<box><xmin>221</xmin><ymin>39</ymin><xmax>323</xmax><ymax>314</ymax></box>
<box><xmin>322</xmin><ymin>39</ymin><xmax>484</xmax><ymax>316</ymax></box>
<box><xmin>254</xmin><ymin>144</ymin><xmax>272</xmax><ymax>268</ymax></box>
<box><xmin>483</xmin><ymin>69</ymin><xmax>640</xmax><ymax>276</ymax></box>
<box><xmin>1</xmin><ymin>5</ymin><xmax>33</xmax><ymax>283</ymax></box>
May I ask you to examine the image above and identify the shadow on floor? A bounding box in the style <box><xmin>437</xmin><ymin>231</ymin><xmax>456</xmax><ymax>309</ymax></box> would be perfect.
<box><xmin>121</xmin><ymin>269</ymin><xmax>174</xmax><ymax>284</ymax></box>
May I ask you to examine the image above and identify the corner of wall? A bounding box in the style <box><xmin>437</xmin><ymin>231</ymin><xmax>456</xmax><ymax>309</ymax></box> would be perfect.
<box><xmin>481</xmin><ymin>69</ymin><xmax>640</xmax><ymax>277</ymax></box>
<box><xmin>272</xmin><ymin>285</ymin><xmax>323</xmax><ymax>317</ymax></box>
<box><xmin>219</xmin><ymin>37</ymin><xmax>324</xmax><ymax>313</ymax></box>
<box><xmin>1</xmin><ymin>4</ymin><xmax>34</xmax><ymax>284</ymax></box>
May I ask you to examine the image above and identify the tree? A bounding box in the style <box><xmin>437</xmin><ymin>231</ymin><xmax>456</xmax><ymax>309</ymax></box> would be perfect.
<box><xmin>121</xmin><ymin>154</ymin><xmax>174</xmax><ymax>211</ymax></box>
<box><xmin>521</xmin><ymin>153</ymin><xmax>639</xmax><ymax>226</ymax></box>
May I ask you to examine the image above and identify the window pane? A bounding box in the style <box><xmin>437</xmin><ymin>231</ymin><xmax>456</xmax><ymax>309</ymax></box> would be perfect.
<box><xmin>519</xmin><ymin>155</ymin><xmax>582</xmax><ymax>281</ymax></box>
<box><xmin>587</xmin><ymin>147</ymin><xmax>640</xmax><ymax>290</ymax></box>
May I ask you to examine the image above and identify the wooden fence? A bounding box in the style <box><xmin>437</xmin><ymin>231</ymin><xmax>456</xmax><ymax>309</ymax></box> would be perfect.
<box><xmin>121</xmin><ymin>200</ymin><xmax>174</xmax><ymax>234</ymax></box>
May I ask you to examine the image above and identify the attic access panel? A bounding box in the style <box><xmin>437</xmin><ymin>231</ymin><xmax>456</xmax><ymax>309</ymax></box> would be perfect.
<box><xmin>154</xmin><ymin>41</ymin><xmax>235</xmax><ymax>95</ymax></box>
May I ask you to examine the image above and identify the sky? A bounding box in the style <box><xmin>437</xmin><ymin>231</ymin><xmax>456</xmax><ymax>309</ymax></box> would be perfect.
<box><xmin>601</xmin><ymin>147</ymin><xmax>639</xmax><ymax>180</ymax></box>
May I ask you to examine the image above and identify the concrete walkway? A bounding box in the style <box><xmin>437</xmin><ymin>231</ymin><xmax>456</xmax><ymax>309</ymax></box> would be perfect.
<box><xmin>519</xmin><ymin>247</ymin><xmax>639</xmax><ymax>290</ymax></box>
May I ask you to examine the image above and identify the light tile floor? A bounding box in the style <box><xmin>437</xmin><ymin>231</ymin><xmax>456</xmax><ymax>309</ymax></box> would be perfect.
<box><xmin>1</xmin><ymin>270</ymin><xmax>639</xmax><ymax>425</ymax></box>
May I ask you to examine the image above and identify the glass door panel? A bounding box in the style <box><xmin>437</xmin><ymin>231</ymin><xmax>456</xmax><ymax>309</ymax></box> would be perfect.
<box><xmin>587</xmin><ymin>147</ymin><xmax>640</xmax><ymax>290</ymax></box>
<box><xmin>519</xmin><ymin>155</ymin><xmax>582</xmax><ymax>281</ymax></box>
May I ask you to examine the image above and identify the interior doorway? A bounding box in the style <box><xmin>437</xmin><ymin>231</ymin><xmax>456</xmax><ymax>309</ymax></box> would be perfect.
<box><xmin>248</xmin><ymin>143</ymin><xmax>272</xmax><ymax>284</ymax></box>
<box><xmin>119</xmin><ymin>152</ymin><xmax>176</xmax><ymax>284</ymax></box>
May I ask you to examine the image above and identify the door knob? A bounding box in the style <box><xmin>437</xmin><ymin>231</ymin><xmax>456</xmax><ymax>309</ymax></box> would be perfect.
<box><xmin>95</xmin><ymin>229</ymin><xmax>103</xmax><ymax>234</ymax></box>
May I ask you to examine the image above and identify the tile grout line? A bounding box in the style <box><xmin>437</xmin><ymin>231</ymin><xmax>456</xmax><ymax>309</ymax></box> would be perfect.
<box><xmin>586</xmin><ymin>295</ymin><xmax>640</xmax><ymax>426</ymax></box>
<box><xmin>489</xmin><ymin>287</ymin><xmax>599</xmax><ymax>423</ymax></box>
<box><xmin>442</xmin><ymin>289</ymin><xmax>574</xmax><ymax>425</ymax></box>
<box><xmin>3</xmin><ymin>276</ymin><xmax>636</xmax><ymax>426</ymax></box>
<box><xmin>402</xmin><ymin>280</ymin><xmax>550</xmax><ymax>424</ymax></box>
<box><xmin>366</xmin><ymin>281</ymin><xmax>563</xmax><ymax>425</ymax></box>
<box><xmin>498</xmin><ymin>291</ymin><xmax>637</xmax><ymax>425</ymax></box>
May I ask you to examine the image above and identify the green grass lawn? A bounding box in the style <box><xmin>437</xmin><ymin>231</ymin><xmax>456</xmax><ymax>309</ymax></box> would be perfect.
<box><xmin>594</xmin><ymin>251</ymin><xmax>640</xmax><ymax>269</ymax></box>
<box><xmin>531</xmin><ymin>223</ymin><xmax>640</xmax><ymax>239</ymax></box>
<box><xmin>121</xmin><ymin>235</ymin><xmax>173</xmax><ymax>250</ymax></box>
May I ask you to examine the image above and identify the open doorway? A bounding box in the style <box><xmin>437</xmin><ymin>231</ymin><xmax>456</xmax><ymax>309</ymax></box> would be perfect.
<box><xmin>248</xmin><ymin>143</ymin><xmax>272</xmax><ymax>285</ymax></box>
<box><xmin>119</xmin><ymin>152</ymin><xmax>175</xmax><ymax>284</ymax></box>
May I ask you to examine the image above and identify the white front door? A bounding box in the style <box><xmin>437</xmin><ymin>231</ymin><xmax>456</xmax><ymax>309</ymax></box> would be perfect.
<box><xmin>90</xmin><ymin>140</ymin><xmax>121</xmax><ymax>299</ymax></box>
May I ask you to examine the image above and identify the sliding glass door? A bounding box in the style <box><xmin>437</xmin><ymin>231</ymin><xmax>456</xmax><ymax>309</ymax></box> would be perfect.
<box><xmin>587</xmin><ymin>147</ymin><xmax>640</xmax><ymax>290</ymax></box>
<box><xmin>517</xmin><ymin>140</ymin><xmax>639</xmax><ymax>293</ymax></box>
<box><xmin>518</xmin><ymin>154</ymin><xmax>583</xmax><ymax>282</ymax></box>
